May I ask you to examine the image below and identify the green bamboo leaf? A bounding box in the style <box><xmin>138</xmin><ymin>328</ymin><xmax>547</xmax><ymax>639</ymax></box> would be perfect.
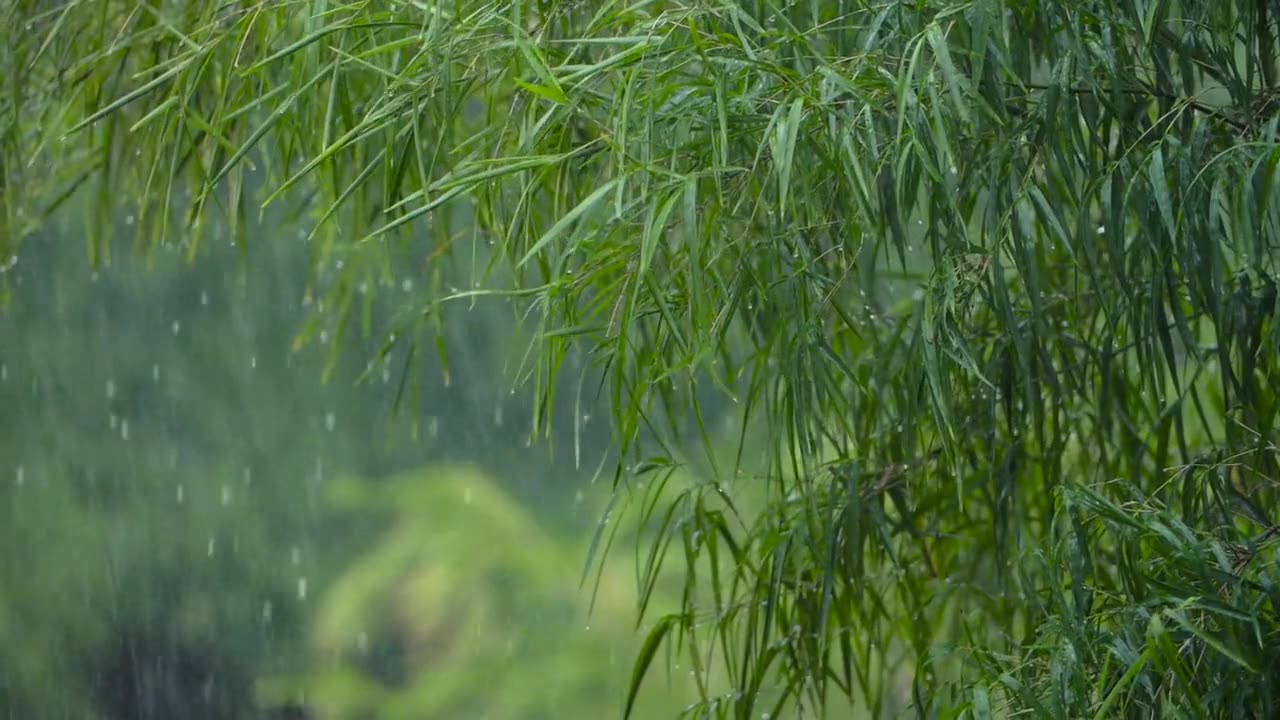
<box><xmin>1139</xmin><ymin>0</ymin><xmax>1162</xmax><ymax>45</ymax></box>
<box><xmin>926</xmin><ymin>23</ymin><xmax>972</xmax><ymax>126</ymax></box>
<box><xmin>771</xmin><ymin>97</ymin><xmax>804</xmax><ymax>220</ymax></box>
<box><xmin>207</xmin><ymin>59</ymin><xmax>339</xmax><ymax>192</ymax></box>
<box><xmin>1091</xmin><ymin>645</ymin><xmax>1151</xmax><ymax>720</ymax></box>
<box><xmin>243</xmin><ymin>21</ymin><xmax>421</xmax><ymax>74</ymax></box>
<box><xmin>580</xmin><ymin>488</ymin><xmax>621</xmax><ymax>589</ymax></box>
<box><xmin>624</xmin><ymin>613</ymin><xmax>680</xmax><ymax>719</ymax></box>
<box><xmin>68</xmin><ymin>63</ymin><xmax>185</xmax><ymax>134</ymax></box>
<box><xmin>1147</xmin><ymin>148</ymin><xmax>1177</xmax><ymax>241</ymax></box>
<box><xmin>127</xmin><ymin>96</ymin><xmax>179</xmax><ymax>134</ymax></box>
<box><xmin>1164</xmin><ymin>608</ymin><xmax>1259</xmax><ymax>672</ymax></box>
<box><xmin>516</xmin><ymin>37</ymin><xmax>568</xmax><ymax>103</ymax></box>
<box><xmin>518</xmin><ymin>177</ymin><xmax>622</xmax><ymax>266</ymax></box>
<box><xmin>514</xmin><ymin>79</ymin><xmax>569</xmax><ymax>104</ymax></box>
<box><xmin>972</xmin><ymin>686</ymin><xmax>993</xmax><ymax>720</ymax></box>
<box><xmin>356</xmin><ymin>185</ymin><xmax>468</xmax><ymax>244</ymax></box>
<box><xmin>640</xmin><ymin>186</ymin><xmax>681</xmax><ymax>276</ymax></box>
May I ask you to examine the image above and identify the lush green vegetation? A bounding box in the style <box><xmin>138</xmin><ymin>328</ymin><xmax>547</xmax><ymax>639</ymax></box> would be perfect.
<box><xmin>4</xmin><ymin>0</ymin><xmax>1280</xmax><ymax>717</ymax></box>
<box><xmin>0</xmin><ymin>217</ymin><xmax>701</xmax><ymax>718</ymax></box>
<box><xmin>265</xmin><ymin>463</ymin><xmax>701</xmax><ymax>719</ymax></box>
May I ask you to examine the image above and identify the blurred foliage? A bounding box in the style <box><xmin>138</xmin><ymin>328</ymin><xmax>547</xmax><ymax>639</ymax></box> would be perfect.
<box><xmin>0</xmin><ymin>212</ymin><xmax>630</xmax><ymax>718</ymax></box>
<box><xmin>263</xmin><ymin>463</ymin><xmax>700</xmax><ymax>719</ymax></box>
<box><xmin>1</xmin><ymin>219</ymin><xmax>331</xmax><ymax>718</ymax></box>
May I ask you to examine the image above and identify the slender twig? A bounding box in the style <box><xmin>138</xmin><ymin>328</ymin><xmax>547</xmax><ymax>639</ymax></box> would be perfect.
<box><xmin>1017</xmin><ymin>82</ymin><xmax>1249</xmax><ymax>132</ymax></box>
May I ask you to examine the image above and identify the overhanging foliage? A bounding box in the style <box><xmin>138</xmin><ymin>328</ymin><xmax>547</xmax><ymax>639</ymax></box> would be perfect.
<box><xmin>4</xmin><ymin>0</ymin><xmax>1279</xmax><ymax>716</ymax></box>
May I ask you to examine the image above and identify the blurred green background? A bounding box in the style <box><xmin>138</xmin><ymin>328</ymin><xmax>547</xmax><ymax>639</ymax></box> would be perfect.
<box><xmin>0</xmin><ymin>214</ymin><xmax>704</xmax><ymax>719</ymax></box>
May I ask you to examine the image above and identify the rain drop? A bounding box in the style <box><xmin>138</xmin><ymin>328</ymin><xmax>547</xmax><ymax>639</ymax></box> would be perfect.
<box><xmin>464</xmin><ymin>488</ymin><xmax>473</xmax><ymax>505</ymax></box>
<box><xmin>250</xmin><ymin>355</ymin><xmax>257</xmax><ymax>369</ymax></box>
<box><xmin>221</xmin><ymin>484</ymin><xmax>231</xmax><ymax>506</ymax></box>
<box><xmin>172</xmin><ymin>320</ymin><xmax>181</xmax><ymax>336</ymax></box>
<box><xmin>297</xmin><ymin>577</ymin><xmax>309</xmax><ymax>600</ymax></box>
<box><xmin>1</xmin><ymin>364</ymin><xmax>5</xmax><ymax>381</ymax></box>
<box><xmin>176</xmin><ymin>484</ymin><xmax>185</xmax><ymax>503</ymax></box>
<box><xmin>15</xmin><ymin>466</ymin><xmax>24</xmax><ymax>487</ymax></box>
<box><xmin>124</xmin><ymin>215</ymin><xmax>135</xmax><ymax>226</ymax></box>
<box><xmin>152</xmin><ymin>364</ymin><xmax>160</xmax><ymax>382</ymax></box>
<box><xmin>106</xmin><ymin>379</ymin><xmax>116</xmax><ymax>399</ymax></box>
<box><xmin>325</xmin><ymin>412</ymin><xmax>336</xmax><ymax>432</ymax></box>
<box><xmin>120</xmin><ymin>419</ymin><xmax>129</xmax><ymax>440</ymax></box>
<box><xmin>201</xmin><ymin>290</ymin><xmax>209</xmax><ymax>306</ymax></box>
<box><xmin>291</xmin><ymin>546</ymin><xmax>301</xmax><ymax>565</ymax></box>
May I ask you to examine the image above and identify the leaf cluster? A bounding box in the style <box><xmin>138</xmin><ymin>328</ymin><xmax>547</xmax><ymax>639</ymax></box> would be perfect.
<box><xmin>4</xmin><ymin>0</ymin><xmax>1280</xmax><ymax>716</ymax></box>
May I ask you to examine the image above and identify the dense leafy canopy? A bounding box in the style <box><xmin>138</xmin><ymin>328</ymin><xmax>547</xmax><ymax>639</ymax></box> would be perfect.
<box><xmin>4</xmin><ymin>0</ymin><xmax>1280</xmax><ymax>717</ymax></box>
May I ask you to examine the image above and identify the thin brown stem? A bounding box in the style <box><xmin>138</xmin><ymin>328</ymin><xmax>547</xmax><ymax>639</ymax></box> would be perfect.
<box><xmin>1017</xmin><ymin>82</ymin><xmax>1249</xmax><ymax>132</ymax></box>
